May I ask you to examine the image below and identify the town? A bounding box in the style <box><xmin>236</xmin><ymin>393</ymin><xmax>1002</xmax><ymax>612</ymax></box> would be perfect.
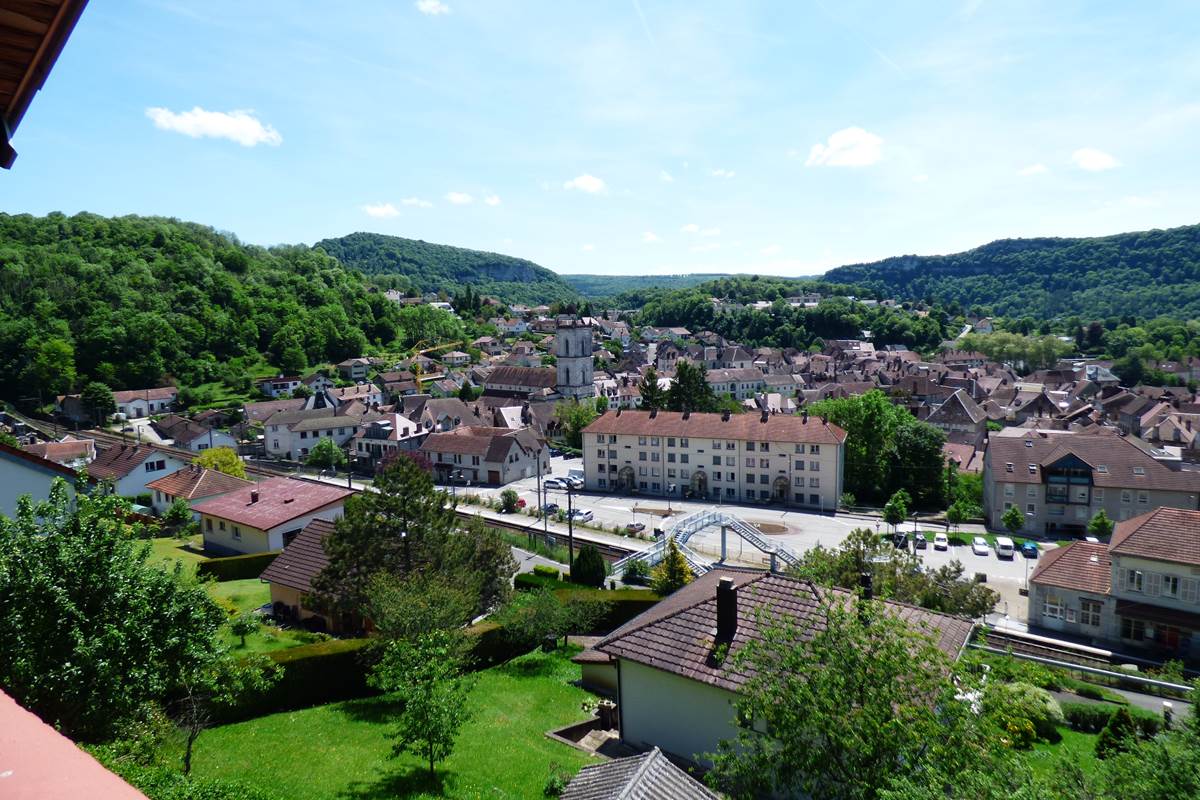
<box><xmin>3</xmin><ymin>3</ymin><xmax>1200</xmax><ymax>800</ymax></box>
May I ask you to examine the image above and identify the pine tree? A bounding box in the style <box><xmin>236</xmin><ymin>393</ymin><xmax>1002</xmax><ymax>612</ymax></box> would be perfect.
<box><xmin>651</xmin><ymin>538</ymin><xmax>694</xmax><ymax>595</ymax></box>
<box><xmin>1095</xmin><ymin>706</ymin><xmax>1139</xmax><ymax>759</ymax></box>
<box><xmin>638</xmin><ymin>366</ymin><xmax>667</xmax><ymax>411</ymax></box>
<box><xmin>572</xmin><ymin>544</ymin><xmax>606</xmax><ymax>588</ymax></box>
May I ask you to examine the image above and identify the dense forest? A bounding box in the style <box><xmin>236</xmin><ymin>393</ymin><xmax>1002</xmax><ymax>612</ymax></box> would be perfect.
<box><xmin>315</xmin><ymin>232</ymin><xmax>579</xmax><ymax>305</ymax></box>
<box><xmin>0</xmin><ymin>213</ymin><xmax>405</xmax><ymax>403</ymax></box>
<box><xmin>824</xmin><ymin>223</ymin><xmax>1200</xmax><ymax>318</ymax></box>
<box><xmin>562</xmin><ymin>272</ymin><xmax>736</xmax><ymax>300</ymax></box>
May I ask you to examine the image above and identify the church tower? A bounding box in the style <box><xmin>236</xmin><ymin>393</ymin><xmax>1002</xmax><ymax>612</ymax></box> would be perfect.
<box><xmin>555</xmin><ymin>317</ymin><xmax>595</xmax><ymax>400</ymax></box>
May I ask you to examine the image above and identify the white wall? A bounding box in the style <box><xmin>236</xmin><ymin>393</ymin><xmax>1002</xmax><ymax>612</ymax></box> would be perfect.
<box><xmin>617</xmin><ymin>659</ymin><xmax>740</xmax><ymax>765</ymax></box>
<box><xmin>0</xmin><ymin>460</ymin><xmax>75</xmax><ymax>519</ymax></box>
<box><xmin>113</xmin><ymin>455</ymin><xmax>188</xmax><ymax>499</ymax></box>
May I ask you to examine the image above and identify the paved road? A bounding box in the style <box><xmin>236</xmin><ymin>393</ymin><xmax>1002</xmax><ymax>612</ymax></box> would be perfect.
<box><xmin>511</xmin><ymin>546</ymin><xmax>567</xmax><ymax>575</ymax></box>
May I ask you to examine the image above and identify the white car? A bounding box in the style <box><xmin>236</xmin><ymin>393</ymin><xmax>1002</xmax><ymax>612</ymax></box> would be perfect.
<box><xmin>565</xmin><ymin>476</ymin><xmax>584</xmax><ymax>490</ymax></box>
<box><xmin>933</xmin><ymin>532</ymin><xmax>949</xmax><ymax>550</ymax></box>
<box><xmin>569</xmin><ymin>509</ymin><xmax>593</xmax><ymax>522</ymax></box>
<box><xmin>971</xmin><ymin>536</ymin><xmax>990</xmax><ymax>556</ymax></box>
<box><xmin>543</xmin><ymin>478</ymin><xmax>567</xmax><ymax>490</ymax></box>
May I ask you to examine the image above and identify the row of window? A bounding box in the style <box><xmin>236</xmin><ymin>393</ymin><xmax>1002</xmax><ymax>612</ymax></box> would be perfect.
<box><xmin>1003</xmin><ymin>484</ymin><xmax>1148</xmax><ymax>505</ymax></box>
<box><xmin>1121</xmin><ymin>569</ymin><xmax>1200</xmax><ymax>603</ymax></box>
<box><xmin>599</xmin><ymin>433</ymin><xmax>821</xmax><ymax>456</ymax></box>
<box><xmin>143</xmin><ymin>459</ymin><xmax>167</xmax><ymax>473</ymax></box>
<box><xmin>204</xmin><ymin>517</ymin><xmax>243</xmax><ymax>541</ymax></box>
<box><xmin>1042</xmin><ymin>595</ymin><xmax>1103</xmax><ymax>627</ymax></box>
<box><xmin>299</xmin><ymin>428</ymin><xmax>348</xmax><ymax>440</ymax></box>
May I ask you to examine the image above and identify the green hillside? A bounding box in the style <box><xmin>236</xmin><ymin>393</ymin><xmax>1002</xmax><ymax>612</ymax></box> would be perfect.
<box><xmin>315</xmin><ymin>232</ymin><xmax>578</xmax><ymax>305</ymax></box>
<box><xmin>823</xmin><ymin>223</ymin><xmax>1200</xmax><ymax>319</ymax></box>
<box><xmin>562</xmin><ymin>272</ymin><xmax>735</xmax><ymax>300</ymax></box>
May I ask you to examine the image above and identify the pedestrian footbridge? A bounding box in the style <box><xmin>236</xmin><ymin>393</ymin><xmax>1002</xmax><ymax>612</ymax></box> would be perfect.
<box><xmin>612</xmin><ymin>509</ymin><xmax>799</xmax><ymax>578</ymax></box>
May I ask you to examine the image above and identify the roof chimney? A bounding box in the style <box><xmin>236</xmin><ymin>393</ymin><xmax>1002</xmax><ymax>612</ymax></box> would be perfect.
<box><xmin>760</xmin><ymin>407</ymin><xmax>769</xmax><ymax>423</ymax></box>
<box><xmin>250</xmin><ymin>489</ymin><xmax>260</xmax><ymax>504</ymax></box>
<box><xmin>721</xmin><ymin>409</ymin><xmax>731</xmax><ymax>422</ymax></box>
<box><xmin>649</xmin><ymin>408</ymin><xmax>658</xmax><ymax>419</ymax></box>
<box><xmin>801</xmin><ymin>410</ymin><xmax>809</xmax><ymax>423</ymax></box>
<box><xmin>716</xmin><ymin>577</ymin><xmax>737</xmax><ymax>641</ymax></box>
<box><xmin>859</xmin><ymin>571</ymin><xmax>873</xmax><ymax>601</ymax></box>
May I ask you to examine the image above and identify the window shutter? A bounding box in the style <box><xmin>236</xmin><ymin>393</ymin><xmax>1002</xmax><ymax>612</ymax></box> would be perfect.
<box><xmin>1183</xmin><ymin>578</ymin><xmax>1199</xmax><ymax>605</ymax></box>
<box><xmin>1147</xmin><ymin>572</ymin><xmax>1162</xmax><ymax>597</ymax></box>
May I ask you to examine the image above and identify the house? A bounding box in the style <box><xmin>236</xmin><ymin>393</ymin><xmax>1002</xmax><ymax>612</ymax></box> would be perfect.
<box><xmin>420</xmin><ymin>426</ymin><xmax>547</xmax><ymax>486</ymax></box>
<box><xmin>336</xmin><ymin>357</ymin><xmax>372</xmax><ymax>381</ymax></box>
<box><xmin>490</xmin><ymin>317</ymin><xmax>529</xmax><ymax>335</ymax></box>
<box><xmin>1028</xmin><ymin>507</ymin><xmax>1200</xmax><ymax>662</ymax></box>
<box><xmin>259</xmin><ymin>518</ymin><xmax>358</xmax><ymax>633</ymax></box>
<box><xmin>582</xmin><ymin>409</ymin><xmax>847</xmax><ymax>511</ymax></box>
<box><xmin>331</xmin><ymin>383</ymin><xmax>385</xmax><ymax>406</ymax></box>
<box><xmin>144</xmin><ymin>465</ymin><xmax>255</xmax><ymax>516</ymax></box>
<box><xmin>983</xmin><ymin>428</ymin><xmax>1200</xmax><ymax>536</ymax></box>
<box><xmin>441</xmin><ymin>350</ymin><xmax>471</xmax><ymax>367</ymax></box>
<box><xmin>705</xmin><ymin>367</ymin><xmax>766</xmax><ymax>401</ymax></box>
<box><xmin>112</xmin><ymin>387</ymin><xmax>178</xmax><ymax>419</ymax></box>
<box><xmin>262</xmin><ymin>407</ymin><xmax>381</xmax><ymax>460</ymax></box>
<box><xmin>0</xmin><ymin>442</ymin><xmax>91</xmax><ymax>518</ymax></box>
<box><xmin>87</xmin><ymin>444</ymin><xmax>188</xmax><ymax>500</ymax></box>
<box><xmin>592</xmin><ymin>569</ymin><xmax>973</xmax><ymax>766</ymax></box>
<box><xmin>350</xmin><ymin>414</ymin><xmax>425</xmax><ymax>469</ymax></box>
<box><xmin>973</xmin><ymin>317</ymin><xmax>995</xmax><ymax>334</ymax></box>
<box><xmin>193</xmin><ymin>476</ymin><xmax>353</xmax><ymax>555</ymax></box>
<box><xmin>559</xmin><ymin>747</ymin><xmax>717</xmax><ymax>800</ymax></box>
<box><xmin>256</xmin><ymin>375</ymin><xmax>302</xmax><ymax>398</ymax></box>
<box><xmin>472</xmin><ymin>336</ymin><xmax>503</xmax><ymax>356</ymax></box>
<box><xmin>482</xmin><ymin>365</ymin><xmax>558</xmax><ymax>396</ymax></box>
<box><xmin>926</xmin><ymin>389</ymin><xmax>988</xmax><ymax>447</ymax></box>
<box><xmin>23</xmin><ymin>437</ymin><xmax>94</xmax><ymax>468</ymax></box>
<box><xmin>150</xmin><ymin>414</ymin><xmax>239</xmax><ymax>452</ymax></box>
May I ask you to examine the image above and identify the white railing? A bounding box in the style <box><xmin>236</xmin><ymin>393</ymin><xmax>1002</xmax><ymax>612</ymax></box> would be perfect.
<box><xmin>613</xmin><ymin>508</ymin><xmax>800</xmax><ymax>576</ymax></box>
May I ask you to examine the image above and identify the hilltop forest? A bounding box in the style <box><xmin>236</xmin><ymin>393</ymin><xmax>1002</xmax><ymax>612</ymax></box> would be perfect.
<box><xmin>824</xmin><ymin>223</ymin><xmax>1200</xmax><ymax>319</ymax></box>
<box><xmin>0</xmin><ymin>213</ymin><xmax>407</xmax><ymax>404</ymax></box>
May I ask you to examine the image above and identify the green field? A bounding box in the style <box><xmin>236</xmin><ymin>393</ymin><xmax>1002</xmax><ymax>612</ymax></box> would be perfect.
<box><xmin>206</xmin><ymin>578</ymin><xmax>325</xmax><ymax>654</ymax></box>
<box><xmin>1024</xmin><ymin>726</ymin><xmax>1101</xmax><ymax>780</ymax></box>
<box><xmin>178</xmin><ymin>646</ymin><xmax>600</xmax><ymax>799</ymax></box>
<box><xmin>147</xmin><ymin>535</ymin><xmax>210</xmax><ymax>575</ymax></box>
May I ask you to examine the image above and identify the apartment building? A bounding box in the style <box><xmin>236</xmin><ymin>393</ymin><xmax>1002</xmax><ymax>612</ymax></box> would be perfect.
<box><xmin>581</xmin><ymin>409</ymin><xmax>847</xmax><ymax>511</ymax></box>
<box><xmin>1029</xmin><ymin>507</ymin><xmax>1200</xmax><ymax>661</ymax></box>
<box><xmin>983</xmin><ymin>428</ymin><xmax>1200</xmax><ymax>536</ymax></box>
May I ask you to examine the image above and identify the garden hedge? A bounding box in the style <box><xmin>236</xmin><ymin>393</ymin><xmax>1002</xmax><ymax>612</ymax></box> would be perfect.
<box><xmin>196</xmin><ymin>550</ymin><xmax>281</xmax><ymax>581</ymax></box>
<box><xmin>1061</xmin><ymin>701</ymin><xmax>1162</xmax><ymax>737</ymax></box>
<box><xmin>218</xmin><ymin>638</ymin><xmax>374</xmax><ymax>722</ymax></box>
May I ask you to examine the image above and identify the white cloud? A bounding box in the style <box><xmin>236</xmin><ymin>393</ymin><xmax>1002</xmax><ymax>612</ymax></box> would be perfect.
<box><xmin>401</xmin><ymin>197</ymin><xmax>432</xmax><ymax>207</ymax></box>
<box><xmin>1018</xmin><ymin>163</ymin><xmax>1048</xmax><ymax>176</ymax></box>
<box><xmin>445</xmin><ymin>191</ymin><xmax>473</xmax><ymax>205</ymax></box>
<box><xmin>680</xmin><ymin>223</ymin><xmax>719</xmax><ymax>237</ymax></box>
<box><xmin>709</xmin><ymin>168</ymin><xmax>736</xmax><ymax>178</ymax></box>
<box><xmin>145</xmin><ymin>106</ymin><xmax>281</xmax><ymax>147</ymax></box>
<box><xmin>760</xmin><ymin>244</ymin><xmax>782</xmax><ymax>256</ymax></box>
<box><xmin>563</xmin><ymin>174</ymin><xmax>607</xmax><ymax>193</ymax></box>
<box><xmin>690</xmin><ymin>243</ymin><xmax>721</xmax><ymax>253</ymax></box>
<box><xmin>362</xmin><ymin>202</ymin><xmax>400</xmax><ymax>218</ymax></box>
<box><xmin>659</xmin><ymin>170</ymin><xmax>674</xmax><ymax>182</ymax></box>
<box><xmin>484</xmin><ymin>194</ymin><xmax>501</xmax><ymax>206</ymax></box>
<box><xmin>581</xmin><ymin>243</ymin><xmax>595</xmax><ymax>252</ymax></box>
<box><xmin>804</xmin><ymin>126</ymin><xmax>883</xmax><ymax>167</ymax></box>
<box><xmin>912</xmin><ymin>173</ymin><xmax>929</xmax><ymax>183</ymax></box>
<box><xmin>642</xmin><ymin>231</ymin><xmax>661</xmax><ymax>243</ymax></box>
<box><xmin>415</xmin><ymin>0</ymin><xmax>450</xmax><ymax>15</ymax></box>
<box><xmin>1071</xmin><ymin>148</ymin><xmax>1120</xmax><ymax>171</ymax></box>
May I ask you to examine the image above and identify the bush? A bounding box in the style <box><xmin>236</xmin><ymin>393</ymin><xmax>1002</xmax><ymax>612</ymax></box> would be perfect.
<box><xmin>162</xmin><ymin>498</ymin><xmax>193</xmax><ymax>526</ymax></box>
<box><xmin>195</xmin><ymin>551</ymin><xmax>280</xmax><ymax>581</ymax></box>
<box><xmin>1096</xmin><ymin>707</ymin><xmax>1140</xmax><ymax>759</ymax></box>
<box><xmin>1062</xmin><ymin>701</ymin><xmax>1161</xmax><ymax>737</ymax></box>
<box><xmin>500</xmin><ymin>488</ymin><xmax>520</xmax><ymax>513</ymax></box>
<box><xmin>983</xmin><ymin>681</ymin><xmax>1064</xmax><ymax>745</ymax></box>
<box><xmin>622</xmin><ymin>559</ymin><xmax>651</xmax><ymax>585</ymax></box>
<box><xmin>515</xmin><ymin>572</ymin><xmax>572</xmax><ymax>592</ymax></box>
<box><xmin>532</xmin><ymin>564</ymin><xmax>561</xmax><ymax>580</ymax></box>
<box><xmin>571</xmin><ymin>544</ymin><xmax>606</xmax><ymax>588</ymax></box>
<box><xmin>217</xmin><ymin>638</ymin><xmax>373</xmax><ymax>723</ymax></box>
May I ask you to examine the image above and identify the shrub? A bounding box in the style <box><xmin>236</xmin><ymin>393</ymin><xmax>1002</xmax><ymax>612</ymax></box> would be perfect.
<box><xmin>532</xmin><ymin>564</ymin><xmax>561</xmax><ymax>580</ymax></box>
<box><xmin>499</xmin><ymin>489</ymin><xmax>520</xmax><ymax>513</ymax></box>
<box><xmin>1096</xmin><ymin>707</ymin><xmax>1139</xmax><ymax>759</ymax></box>
<box><xmin>162</xmin><ymin>498</ymin><xmax>193</xmax><ymax>526</ymax></box>
<box><xmin>983</xmin><ymin>681</ymin><xmax>1064</xmax><ymax>744</ymax></box>
<box><xmin>1062</xmin><ymin>701</ymin><xmax>1161</xmax><ymax>737</ymax></box>
<box><xmin>515</xmin><ymin>572</ymin><xmax>572</xmax><ymax>592</ymax></box>
<box><xmin>623</xmin><ymin>559</ymin><xmax>651</xmax><ymax>585</ymax></box>
<box><xmin>571</xmin><ymin>544</ymin><xmax>606</xmax><ymax>588</ymax></box>
<box><xmin>196</xmin><ymin>551</ymin><xmax>280</xmax><ymax>581</ymax></box>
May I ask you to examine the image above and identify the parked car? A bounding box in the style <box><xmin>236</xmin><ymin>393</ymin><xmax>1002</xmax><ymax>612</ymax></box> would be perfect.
<box><xmin>914</xmin><ymin>532</ymin><xmax>927</xmax><ymax>549</ymax></box>
<box><xmin>1021</xmin><ymin>541</ymin><xmax>1039</xmax><ymax>559</ymax></box>
<box><xmin>569</xmin><ymin>509</ymin><xmax>593</xmax><ymax>522</ymax></box>
<box><xmin>565</xmin><ymin>477</ymin><xmax>584</xmax><ymax>490</ymax></box>
<box><xmin>625</xmin><ymin>522</ymin><xmax>646</xmax><ymax>533</ymax></box>
<box><xmin>995</xmin><ymin>536</ymin><xmax>1016</xmax><ymax>559</ymax></box>
<box><xmin>892</xmin><ymin>532</ymin><xmax>909</xmax><ymax>549</ymax></box>
<box><xmin>543</xmin><ymin>478</ymin><xmax>567</xmax><ymax>490</ymax></box>
<box><xmin>933</xmin><ymin>532</ymin><xmax>949</xmax><ymax>551</ymax></box>
<box><xmin>971</xmin><ymin>536</ymin><xmax>990</xmax><ymax>556</ymax></box>
<box><xmin>548</xmin><ymin>447</ymin><xmax>563</xmax><ymax>457</ymax></box>
<box><xmin>541</xmin><ymin>502</ymin><xmax>559</xmax><ymax>514</ymax></box>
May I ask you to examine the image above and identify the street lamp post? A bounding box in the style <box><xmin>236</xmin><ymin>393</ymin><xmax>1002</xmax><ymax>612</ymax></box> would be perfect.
<box><xmin>667</xmin><ymin>483</ymin><xmax>676</xmax><ymax>514</ymax></box>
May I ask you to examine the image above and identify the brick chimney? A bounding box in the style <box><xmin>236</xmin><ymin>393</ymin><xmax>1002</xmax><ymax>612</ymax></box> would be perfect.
<box><xmin>250</xmin><ymin>489</ymin><xmax>260</xmax><ymax>504</ymax></box>
<box><xmin>716</xmin><ymin>577</ymin><xmax>737</xmax><ymax>642</ymax></box>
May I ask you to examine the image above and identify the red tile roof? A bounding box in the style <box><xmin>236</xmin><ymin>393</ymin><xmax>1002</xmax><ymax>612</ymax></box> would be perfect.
<box><xmin>259</xmin><ymin>518</ymin><xmax>334</xmax><ymax>593</ymax></box>
<box><xmin>20</xmin><ymin>439</ymin><xmax>93</xmax><ymax>465</ymax></box>
<box><xmin>1110</xmin><ymin>507</ymin><xmax>1200</xmax><ymax>567</ymax></box>
<box><xmin>0</xmin><ymin>441</ymin><xmax>82</xmax><ymax>480</ymax></box>
<box><xmin>191</xmin><ymin>477</ymin><xmax>352</xmax><ymax>530</ymax></box>
<box><xmin>85</xmin><ymin>444</ymin><xmax>165</xmax><ymax>480</ymax></box>
<box><xmin>1028</xmin><ymin>541</ymin><xmax>1112</xmax><ymax>595</ymax></box>
<box><xmin>596</xmin><ymin>570</ymin><xmax>973</xmax><ymax>695</ymax></box>
<box><xmin>144</xmin><ymin>465</ymin><xmax>254</xmax><ymax>501</ymax></box>
<box><xmin>112</xmin><ymin>386</ymin><xmax>177</xmax><ymax>404</ymax></box>
<box><xmin>584</xmin><ymin>410</ymin><xmax>848</xmax><ymax>445</ymax></box>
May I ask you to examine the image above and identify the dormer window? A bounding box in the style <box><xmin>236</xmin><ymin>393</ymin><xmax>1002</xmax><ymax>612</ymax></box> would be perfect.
<box><xmin>1133</xmin><ymin>466</ymin><xmax>1145</xmax><ymax>476</ymax></box>
<box><xmin>1005</xmin><ymin>463</ymin><xmax>1014</xmax><ymax>473</ymax></box>
<box><xmin>1024</xmin><ymin>440</ymin><xmax>1033</xmax><ymax>447</ymax></box>
<box><xmin>1096</xmin><ymin>465</ymin><xmax>1108</xmax><ymax>474</ymax></box>
<box><xmin>1027</xmin><ymin>464</ymin><xmax>1037</xmax><ymax>474</ymax></box>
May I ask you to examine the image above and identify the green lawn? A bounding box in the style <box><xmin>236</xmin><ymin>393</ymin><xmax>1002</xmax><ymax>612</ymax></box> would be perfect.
<box><xmin>206</xmin><ymin>578</ymin><xmax>325</xmax><ymax>654</ymax></box>
<box><xmin>1023</xmin><ymin>726</ymin><xmax>1101</xmax><ymax>780</ymax></box>
<box><xmin>147</xmin><ymin>535</ymin><xmax>209</xmax><ymax>575</ymax></box>
<box><xmin>181</xmin><ymin>647</ymin><xmax>600</xmax><ymax>798</ymax></box>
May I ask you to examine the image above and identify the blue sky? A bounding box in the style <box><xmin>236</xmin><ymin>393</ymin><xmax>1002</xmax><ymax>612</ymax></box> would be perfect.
<box><xmin>5</xmin><ymin>1</ymin><xmax>1200</xmax><ymax>276</ymax></box>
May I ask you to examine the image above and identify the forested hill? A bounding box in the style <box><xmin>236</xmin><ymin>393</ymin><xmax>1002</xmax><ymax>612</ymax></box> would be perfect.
<box><xmin>823</xmin><ymin>223</ymin><xmax>1200</xmax><ymax>319</ymax></box>
<box><xmin>315</xmin><ymin>232</ymin><xmax>578</xmax><ymax>305</ymax></box>
<box><xmin>0</xmin><ymin>212</ymin><xmax>403</xmax><ymax>402</ymax></box>
<box><xmin>562</xmin><ymin>272</ymin><xmax>735</xmax><ymax>300</ymax></box>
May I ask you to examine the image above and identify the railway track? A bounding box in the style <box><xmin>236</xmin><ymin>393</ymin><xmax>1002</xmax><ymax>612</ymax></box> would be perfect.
<box><xmin>463</xmin><ymin>510</ymin><xmax>635</xmax><ymax>562</ymax></box>
<box><xmin>974</xmin><ymin>627</ymin><xmax>1117</xmax><ymax>670</ymax></box>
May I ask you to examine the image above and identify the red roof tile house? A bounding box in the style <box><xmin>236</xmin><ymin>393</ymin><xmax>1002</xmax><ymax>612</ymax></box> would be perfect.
<box><xmin>419</xmin><ymin>426</ymin><xmax>547</xmax><ymax>486</ymax></box>
<box><xmin>258</xmin><ymin>518</ymin><xmax>356</xmax><ymax>632</ymax></box>
<box><xmin>144</xmin><ymin>465</ymin><xmax>255</xmax><ymax>516</ymax></box>
<box><xmin>0</xmin><ymin>442</ymin><xmax>93</xmax><ymax>518</ymax></box>
<box><xmin>592</xmin><ymin>569</ymin><xmax>973</xmax><ymax>766</ymax></box>
<box><xmin>192</xmin><ymin>477</ymin><xmax>353</xmax><ymax>555</ymax></box>
<box><xmin>1028</xmin><ymin>507</ymin><xmax>1200</xmax><ymax>662</ymax></box>
<box><xmin>87</xmin><ymin>444</ymin><xmax>189</xmax><ymax>500</ymax></box>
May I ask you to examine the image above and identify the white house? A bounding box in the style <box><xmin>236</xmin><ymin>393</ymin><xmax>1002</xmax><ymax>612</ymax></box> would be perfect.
<box><xmin>87</xmin><ymin>444</ymin><xmax>189</xmax><ymax>500</ymax></box>
<box><xmin>193</xmin><ymin>476</ymin><xmax>354</xmax><ymax>555</ymax></box>
<box><xmin>112</xmin><ymin>387</ymin><xmax>178</xmax><ymax>419</ymax></box>
<box><xmin>0</xmin><ymin>442</ymin><xmax>90</xmax><ymax>518</ymax></box>
<box><xmin>145</xmin><ymin>465</ymin><xmax>255</xmax><ymax>516</ymax></box>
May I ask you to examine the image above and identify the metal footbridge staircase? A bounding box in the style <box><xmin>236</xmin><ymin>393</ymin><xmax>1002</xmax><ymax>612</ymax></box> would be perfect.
<box><xmin>612</xmin><ymin>509</ymin><xmax>800</xmax><ymax>577</ymax></box>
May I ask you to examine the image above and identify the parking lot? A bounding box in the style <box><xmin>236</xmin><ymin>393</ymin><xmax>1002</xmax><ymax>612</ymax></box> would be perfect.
<box><xmin>470</xmin><ymin>455</ymin><xmax>1039</xmax><ymax>617</ymax></box>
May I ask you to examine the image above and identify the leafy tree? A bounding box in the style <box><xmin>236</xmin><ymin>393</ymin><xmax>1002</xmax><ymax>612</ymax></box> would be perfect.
<box><xmin>945</xmin><ymin>501</ymin><xmax>966</xmax><ymax>531</ymax></box>
<box><xmin>305</xmin><ymin>437</ymin><xmax>347</xmax><ymax>471</ymax></box>
<box><xmin>883</xmin><ymin>491</ymin><xmax>907</xmax><ymax>533</ymax></box>
<box><xmin>1096</xmin><ymin>707</ymin><xmax>1140</xmax><ymax>759</ymax></box>
<box><xmin>553</xmin><ymin>399</ymin><xmax>600</xmax><ymax>449</ymax></box>
<box><xmin>1001</xmin><ymin>505</ymin><xmax>1025</xmax><ymax>536</ymax></box>
<box><xmin>162</xmin><ymin>497</ymin><xmax>194</xmax><ymax>527</ymax></box>
<box><xmin>666</xmin><ymin>360</ymin><xmax>717</xmax><ymax>413</ymax></box>
<box><xmin>20</xmin><ymin>336</ymin><xmax>76</xmax><ymax>398</ymax></box>
<box><xmin>808</xmin><ymin>391</ymin><xmax>908</xmax><ymax>503</ymax></box>
<box><xmin>369</xmin><ymin>629</ymin><xmax>474</xmax><ymax>779</ymax></box>
<box><xmin>708</xmin><ymin>591</ymin><xmax>987</xmax><ymax>800</ymax></box>
<box><xmin>1088</xmin><ymin>509</ymin><xmax>1115</xmax><ymax>539</ymax></box>
<box><xmin>889</xmin><ymin>422</ymin><xmax>947</xmax><ymax>508</ymax></box>
<box><xmin>81</xmin><ymin>380</ymin><xmax>116</xmax><ymax>425</ymax></box>
<box><xmin>650</xmin><ymin>539</ymin><xmax>693</xmax><ymax>595</ymax></box>
<box><xmin>637</xmin><ymin>366</ymin><xmax>667</xmax><ymax>411</ymax></box>
<box><xmin>229</xmin><ymin>613</ymin><xmax>259</xmax><ymax>648</ymax></box>
<box><xmin>366</xmin><ymin>572</ymin><xmax>477</xmax><ymax>645</ymax></box>
<box><xmin>499</xmin><ymin>488</ymin><xmax>520</xmax><ymax>513</ymax></box>
<box><xmin>571</xmin><ymin>544</ymin><xmax>606</xmax><ymax>588</ymax></box>
<box><xmin>981</xmin><ymin>682</ymin><xmax>1064</xmax><ymax>745</ymax></box>
<box><xmin>0</xmin><ymin>480</ymin><xmax>229</xmax><ymax>740</ymax></box>
<box><xmin>194</xmin><ymin>446</ymin><xmax>247</xmax><ymax>479</ymax></box>
<box><xmin>493</xmin><ymin>589</ymin><xmax>610</xmax><ymax>652</ymax></box>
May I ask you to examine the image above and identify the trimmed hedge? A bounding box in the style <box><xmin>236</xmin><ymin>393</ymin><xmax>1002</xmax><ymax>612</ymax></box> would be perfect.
<box><xmin>532</xmin><ymin>564</ymin><xmax>561</xmax><ymax>580</ymax></box>
<box><xmin>552</xmin><ymin>586</ymin><xmax>661</xmax><ymax>631</ymax></box>
<box><xmin>515</xmin><ymin>572</ymin><xmax>572</xmax><ymax>591</ymax></box>
<box><xmin>1061</xmin><ymin>701</ymin><xmax>1162</xmax><ymax>737</ymax></box>
<box><xmin>197</xmin><ymin>550</ymin><xmax>281</xmax><ymax>581</ymax></box>
<box><xmin>218</xmin><ymin>638</ymin><xmax>374</xmax><ymax>723</ymax></box>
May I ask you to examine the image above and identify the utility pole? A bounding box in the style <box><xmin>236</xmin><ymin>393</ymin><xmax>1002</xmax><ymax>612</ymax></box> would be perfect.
<box><xmin>566</xmin><ymin>486</ymin><xmax>575</xmax><ymax>571</ymax></box>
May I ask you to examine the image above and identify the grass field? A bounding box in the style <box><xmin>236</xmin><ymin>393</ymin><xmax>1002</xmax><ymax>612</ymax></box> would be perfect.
<box><xmin>205</xmin><ymin>578</ymin><xmax>324</xmax><ymax>654</ymax></box>
<box><xmin>147</xmin><ymin>535</ymin><xmax>209</xmax><ymax>575</ymax></box>
<box><xmin>180</xmin><ymin>646</ymin><xmax>600</xmax><ymax>799</ymax></box>
<box><xmin>1024</xmin><ymin>726</ymin><xmax>1101</xmax><ymax>780</ymax></box>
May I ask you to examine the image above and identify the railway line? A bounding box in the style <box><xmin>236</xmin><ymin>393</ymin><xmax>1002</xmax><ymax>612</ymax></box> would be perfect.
<box><xmin>464</xmin><ymin>510</ymin><xmax>636</xmax><ymax>563</ymax></box>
